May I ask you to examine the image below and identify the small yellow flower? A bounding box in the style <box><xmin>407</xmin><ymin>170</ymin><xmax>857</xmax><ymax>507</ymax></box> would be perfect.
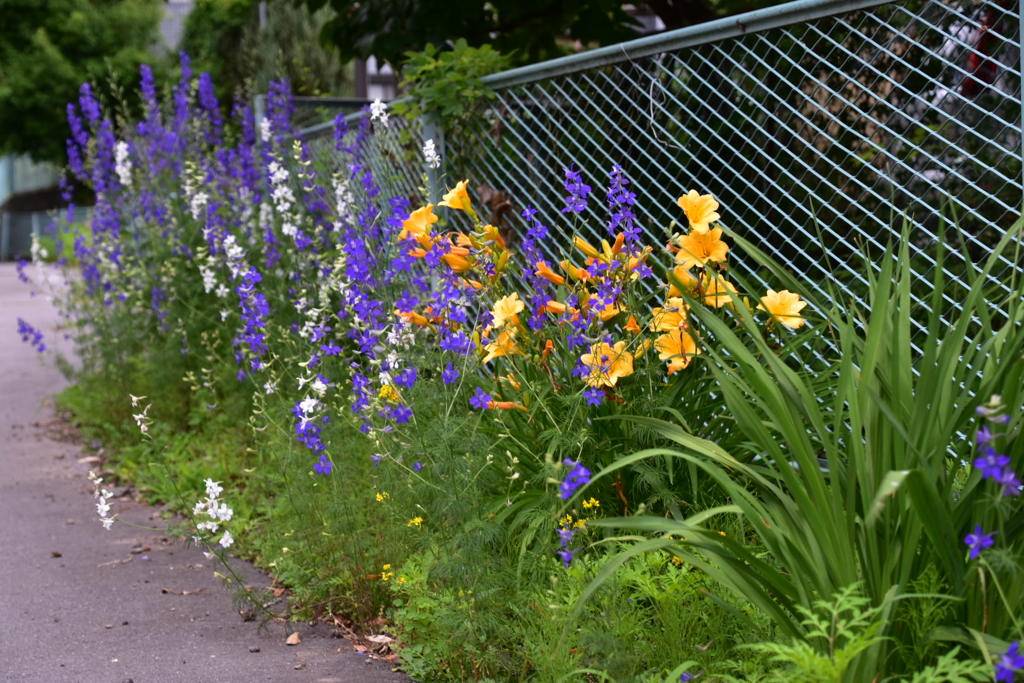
<box><xmin>757</xmin><ymin>289</ymin><xmax>808</xmax><ymax>329</ymax></box>
<box><xmin>375</xmin><ymin>491</ymin><xmax>390</xmax><ymax>502</ymax></box>
<box><xmin>381</xmin><ymin>564</ymin><xmax>394</xmax><ymax>581</ymax></box>
<box><xmin>649</xmin><ymin>297</ymin><xmax>689</xmax><ymax>332</ymax></box>
<box><xmin>676</xmin><ymin>190</ymin><xmax>720</xmax><ymax>233</ymax></box>
<box><xmin>439</xmin><ymin>179</ymin><xmax>473</xmax><ymax>213</ymax></box>
<box><xmin>378</xmin><ymin>384</ymin><xmax>401</xmax><ymax>403</ymax></box>
<box><xmin>671</xmin><ymin>555</ymin><xmax>683</xmax><ymax>567</ymax></box>
<box><xmin>559</xmin><ymin>514</ymin><xmax>574</xmax><ymax>529</ymax></box>
<box><xmin>398</xmin><ymin>205</ymin><xmax>439</xmax><ymax>243</ymax></box>
<box><xmin>491</xmin><ymin>292</ymin><xmax>524</xmax><ymax>328</ymax></box>
<box><xmin>701</xmin><ymin>274</ymin><xmax>738</xmax><ymax>308</ymax></box>
<box><xmin>573</xmin><ymin>518</ymin><xmax>587</xmax><ymax>529</ymax></box>
<box><xmin>582</xmin><ymin>497</ymin><xmax>600</xmax><ymax>509</ymax></box>
<box><xmin>580</xmin><ymin>341</ymin><xmax>635</xmax><ymax>388</ymax></box>
<box><xmin>654</xmin><ymin>329</ymin><xmax>700</xmax><ymax>375</ymax></box>
<box><xmin>482</xmin><ymin>327</ymin><xmax>522</xmax><ymax>364</ymax></box>
<box><xmin>624</xmin><ymin>315</ymin><xmax>641</xmax><ymax>334</ymax></box>
<box><xmin>396</xmin><ymin>576</ymin><xmax>407</xmax><ymax>586</ymax></box>
<box><xmin>675</xmin><ymin>227</ymin><xmax>729</xmax><ymax>270</ymax></box>
<box><xmin>407</xmin><ymin>516</ymin><xmax>424</xmax><ymax>527</ymax></box>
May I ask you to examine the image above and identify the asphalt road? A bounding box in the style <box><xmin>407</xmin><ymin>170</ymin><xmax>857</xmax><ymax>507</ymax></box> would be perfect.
<box><xmin>0</xmin><ymin>263</ymin><xmax>409</xmax><ymax>683</ymax></box>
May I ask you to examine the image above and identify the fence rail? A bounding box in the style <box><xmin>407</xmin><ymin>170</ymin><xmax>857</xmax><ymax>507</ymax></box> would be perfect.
<box><xmin>299</xmin><ymin>0</ymin><xmax>1023</xmax><ymax>352</ymax></box>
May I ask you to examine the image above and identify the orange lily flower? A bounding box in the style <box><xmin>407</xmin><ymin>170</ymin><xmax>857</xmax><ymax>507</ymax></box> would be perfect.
<box><xmin>535</xmin><ymin>260</ymin><xmax>566</xmax><ymax>286</ymax></box>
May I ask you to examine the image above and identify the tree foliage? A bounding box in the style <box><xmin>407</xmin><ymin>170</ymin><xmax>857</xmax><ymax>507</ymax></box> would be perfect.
<box><xmin>0</xmin><ymin>0</ymin><xmax>163</xmax><ymax>163</ymax></box>
<box><xmin>182</xmin><ymin>0</ymin><xmax>350</xmax><ymax>100</ymax></box>
<box><xmin>294</xmin><ymin>0</ymin><xmax>789</xmax><ymax>68</ymax></box>
<box><xmin>298</xmin><ymin>0</ymin><xmax>644</xmax><ymax>67</ymax></box>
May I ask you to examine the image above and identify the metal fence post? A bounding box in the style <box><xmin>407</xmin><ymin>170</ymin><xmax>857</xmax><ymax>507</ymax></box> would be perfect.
<box><xmin>253</xmin><ymin>94</ymin><xmax>266</xmax><ymax>128</ymax></box>
<box><xmin>0</xmin><ymin>212</ymin><xmax>9</xmax><ymax>262</ymax></box>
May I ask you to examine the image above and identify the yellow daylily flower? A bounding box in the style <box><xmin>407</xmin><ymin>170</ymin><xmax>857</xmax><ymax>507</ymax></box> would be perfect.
<box><xmin>654</xmin><ymin>329</ymin><xmax>700</xmax><ymax>375</ymax></box>
<box><xmin>675</xmin><ymin>227</ymin><xmax>729</xmax><ymax>270</ymax></box>
<box><xmin>667</xmin><ymin>266</ymin><xmax>699</xmax><ymax>296</ymax></box>
<box><xmin>483</xmin><ymin>328</ymin><xmax>521</xmax><ymax>363</ymax></box>
<box><xmin>491</xmin><ymin>292</ymin><xmax>524</xmax><ymax>328</ymax></box>
<box><xmin>441</xmin><ymin>247</ymin><xmax>473</xmax><ymax>273</ymax></box>
<box><xmin>757</xmin><ymin>289</ymin><xmax>808</xmax><ymax>329</ymax></box>
<box><xmin>702</xmin><ymin>274</ymin><xmax>738</xmax><ymax>308</ymax></box>
<box><xmin>676</xmin><ymin>190</ymin><xmax>720</xmax><ymax>233</ymax></box>
<box><xmin>580</xmin><ymin>341</ymin><xmax>635</xmax><ymax>388</ymax></box>
<box><xmin>399</xmin><ymin>205</ymin><xmax>439</xmax><ymax>243</ymax></box>
<box><xmin>439</xmin><ymin>179</ymin><xmax>473</xmax><ymax>213</ymax></box>
<box><xmin>649</xmin><ymin>297</ymin><xmax>689</xmax><ymax>332</ymax></box>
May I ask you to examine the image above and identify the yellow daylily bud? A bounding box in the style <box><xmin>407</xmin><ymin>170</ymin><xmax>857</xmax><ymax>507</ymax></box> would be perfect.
<box><xmin>574</xmin><ymin>236</ymin><xmax>600</xmax><ymax>259</ymax></box>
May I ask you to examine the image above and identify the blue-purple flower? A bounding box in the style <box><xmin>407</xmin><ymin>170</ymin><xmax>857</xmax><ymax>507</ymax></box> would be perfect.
<box><xmin>963</xmin><ymin>524</ymin><xmax>995</xmax><ymax>559</ymax></box>
<box><xmin>560</xmin><ymin>458</ymin><xmax>592</xmax><ymax>499</ymax></box>
<box><xmin>996</xmin><ymin>642</ymin><xmax>1024</xmax><ymax>682</ymax></box>
<box><xmin>441</xmin><ymin>362</ymin><xmax>460</xmax><ymax>385</ymax></box>
<box><xmin>469</xmin><ymin>387</ymin><xmax>492</xmax><ymax>410</ymax></box>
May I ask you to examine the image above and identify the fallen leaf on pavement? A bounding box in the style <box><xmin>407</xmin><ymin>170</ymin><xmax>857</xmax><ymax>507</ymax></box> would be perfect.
<box><xmin>161</xmin><ymin>587</ymin><xmax>206</xmax><ymax>596</ymax></box>
<box><xmin>286</xmin><ymin>632</ymin><xmax>301</xmax><ymax>646</ymax></box>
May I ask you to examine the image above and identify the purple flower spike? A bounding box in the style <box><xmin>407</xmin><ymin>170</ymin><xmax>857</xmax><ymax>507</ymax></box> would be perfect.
<box><xmin>560</xmin><ymin>167</ymin><xmax>591</xmax><ymax>214</ymax></box>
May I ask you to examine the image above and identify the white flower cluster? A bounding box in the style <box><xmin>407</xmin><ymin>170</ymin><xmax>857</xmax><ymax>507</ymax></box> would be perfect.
<box><xmin>88</xmin><ymin>471</ymin><xmax>116</xmax><ymax>530</ymax></box>
<box><xmin>423</xmin><ymin>139</ymin><xmax>441</xmax><ymax>169</ymax></box>
<box><xmin>129</xmin><ymin>394</ymin><xmax>151</xmax><ymax>435</ymax></box>
<box><xmin>189</xmin><ymin>192</ymin><xmax>209</xmax><ymax>221</ymax></box>
<box><xmin>221</xmin><ymin>234</ymin><xmax>246</xmax><ymax>279</ymax></box>
<box><xmin>296</xmin><ymin>395</ymin><xmax>320</xmax><ymax>429</ymax></box>
<box><xmin>193</xmin><ymin>478</ymin><xmax>234</xmax><ymax>548</ymax></box>
<box><xmin>115</xmin><ymin>140</ymin><xmax>133</xmax><ymax>188</ymax></box>
<box><xmin>370</xmin><ymin>98</ymin><xmax>389</xmax><ymax>127</ymax></box>
<box><xmin>259</xmin><ymin>117</ymin><xmax>272</xmax><ymax>144</ymax></box>
<box><xmin>382</xmin><ymin>321</ymin><xmax>415</xmax><ymax>375</ymax></box>
<box><xmin>332</xmin><ymin>173</ymin><xmax>354</xmax><ymax>228</ymax></box>
<box><xmin>267</xmin><ymin>160</ymin><xmax>298</xmax><ymax>238</ymax></box>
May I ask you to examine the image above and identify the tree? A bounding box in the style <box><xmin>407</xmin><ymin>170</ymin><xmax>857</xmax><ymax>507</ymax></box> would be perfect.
<box><xmin>182</xmin><ymin>0</ymin><xmax>351</xmax><ymax>100</ymax></box>
<box><xmin>297</xmin><ymin>0</ymin><xmax>644</xmax><ymax>67</ymax></box>
<box><xmin>0</xmin><ymin>0</ymin><xmax>163</xmax><ymax>163</ymax></box>
<box><xmin>293</xmin><ymin>0</ymin><xmax>788</xmax><ymax>68</ymax></box>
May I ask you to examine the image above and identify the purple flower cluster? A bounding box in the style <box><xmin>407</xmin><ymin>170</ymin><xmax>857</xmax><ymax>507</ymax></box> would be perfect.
<box><xmin>973</xmin><ymin>412</ymin><xmax>1020</xmax><ymax>497</ymax></box>
<box><xmin>16</xmin><ymin>318</ymin><xmax>46</xmax><ymax>352</ymax></box>
<box><xmin>560</xmin><ymin>458</ymin><xmax>592</xmax><ymax>499</ymax></box>
<box><xmin>561</xmin><ymin>167</ymin><xmax>591</xmax><ymax>214</ymax></box>
<box><xmin>556</xmin><ymin>526</ymin><xmax>577</xmax><ymax>568</ymax></box>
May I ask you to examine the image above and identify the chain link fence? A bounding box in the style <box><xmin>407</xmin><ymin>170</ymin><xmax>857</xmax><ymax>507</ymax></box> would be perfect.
<box><xmin>299</xmin><ymin>0</ymin><xmax>1023</xmax><ymax>349</ymax></box>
